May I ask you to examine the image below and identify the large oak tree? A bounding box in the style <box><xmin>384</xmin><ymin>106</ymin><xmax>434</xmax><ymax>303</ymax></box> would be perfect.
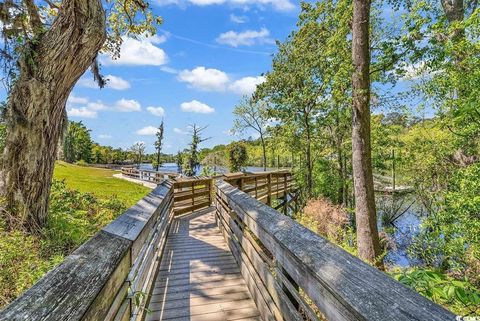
<box><xmin>0</xmin><ymin>0</ymin><xmax>161</xmax><ymax>231</ymax></box>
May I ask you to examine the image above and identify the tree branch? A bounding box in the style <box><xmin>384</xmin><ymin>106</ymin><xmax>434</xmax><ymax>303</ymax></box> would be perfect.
<box><xmin>23</xmin><ymin>0</ymin><xmax>43</xmax><ymax>34</ymax></box>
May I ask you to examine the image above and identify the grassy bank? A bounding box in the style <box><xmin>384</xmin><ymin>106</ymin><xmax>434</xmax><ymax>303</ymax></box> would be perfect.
<box><xmin>1</xmin><ymin>162</ymin><xmax>149</xmax><ymax>308</ymax></box>
<box><xmin>53</xmin><ymin>161</ymin><xmax>149</xmax><ymax>207</ymax></box>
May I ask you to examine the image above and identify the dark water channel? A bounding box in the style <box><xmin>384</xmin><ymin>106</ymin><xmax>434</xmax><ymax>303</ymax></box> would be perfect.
<box><xmin>377</xmin><ymin>193</ymin><xmax>426</xmax><ymax>267</ymax></box>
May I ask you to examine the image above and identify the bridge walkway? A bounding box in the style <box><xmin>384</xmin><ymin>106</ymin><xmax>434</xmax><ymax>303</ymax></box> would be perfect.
<box><xmin>145</xmin><ymin>207</ymin><xmax>261</xmax><ymax>321</ymax></box>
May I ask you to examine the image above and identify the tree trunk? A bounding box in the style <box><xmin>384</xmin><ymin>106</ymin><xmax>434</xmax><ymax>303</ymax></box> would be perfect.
<box><xmin>260</xmin><ymin>135</ymin><xmax>267</xmax><ymax>172</ymax></box>
<box><xmin>351</xmin><ymin>0</ymin><xmax>383</xmax><ymax>267</ymax></box>
<box><xmin>305</xmin><ymin>120</ymin><xmax>313</xmax><ymax>196</ymax></box>
<box><xmin>156</xmin><ymin>150</ymin><xmax>161</xmax><ymax>172</ymax></box>
<box><xmin>1</xmin><ymin>0</ymin><xmax>106</xmax><ymax>232</ymax></box>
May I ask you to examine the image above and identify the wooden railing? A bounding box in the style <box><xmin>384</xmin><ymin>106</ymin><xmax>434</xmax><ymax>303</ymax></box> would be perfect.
<box><xmin>171</xmin><ymin>171</ymin><xmax>296</xmax><ymax>216</ymax></box>
<box><xmin>172</xmin><ymin>178</ymin><xmax>213</xmax><ymax>215</ymax></box>
<box><xmin>214</xmin><ymin>180</ymin><xmax>455</xmax><ymax>321</ymax></box>
<box><xmin>0</xmin><ymin>181</ymin><xmax>175</xmax><ymax>321</ymax></box>
<box><xmin>223</xmin><ymin>170</ymin><xmax>293</xmax><ymax>204</ymax></box>
<box><xmin>121</xmin><ymin>167</ymin><xmax>177</xmax><ymax>184</ymax></box>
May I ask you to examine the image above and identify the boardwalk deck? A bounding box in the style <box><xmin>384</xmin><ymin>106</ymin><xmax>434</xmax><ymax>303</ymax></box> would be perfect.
<box><xmin>146</xmin><ymin>207</ymin><xmax>261</xmax><ymax>321</ymax></box>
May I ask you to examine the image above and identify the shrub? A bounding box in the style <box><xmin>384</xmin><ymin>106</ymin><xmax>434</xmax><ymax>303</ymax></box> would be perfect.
<box><xmin>410</xmin><ymin>163</ymin><xmax>480</xmax><ymax>285</ymax></box>
<box><xmin>0</xmin><ymin>229</ymin><xmax>63</xmax><ymax>308</ymax></box>
<box><xmin>392</xmin><ymin>269</ymin><xmax>480</xmax><ymax>316</ymax></box>
<box><xmin>228</xmin><ymin>142</ymin><xmax>248</xmax><ymax>172</ymax></box>
<box><xmin>296</xmin><ymin>198</ymin><xmax>356</xmax><ymax>254</ymax></box>
<box><xmin>45</xmin><ymin>180</ymin><xmax>126</xmax><ymax>254</ymax></box>
<box><xmin>74</xmin><ymin>159</ymin><xmax>88</xmax><ymax>166</ymax></box>
<box><xmin>0</xmin><ymin>180</ymin><xmax>127</xmax><ymax>308</ymax></box>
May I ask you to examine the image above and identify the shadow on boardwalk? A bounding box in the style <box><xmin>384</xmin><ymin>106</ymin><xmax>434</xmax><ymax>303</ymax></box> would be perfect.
<box><xmin>146</xmin><ymin>208</ymin><xmax>261</xmax><ymax>321</ymax></box>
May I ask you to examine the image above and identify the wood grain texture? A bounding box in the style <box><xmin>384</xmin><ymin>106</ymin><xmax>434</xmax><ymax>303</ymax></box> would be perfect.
<box><xmin>0</xmin><ymin>231</ymin><xmax>131</xmax><ymax>321</ymax></box>
<box><xmin>215</xmin><ymin>180</ymin><xmax>456</xmax><ymax>321</ymax></box>
<box><xmin>145</xmin><ymin>208</ymin><xmax>261</xmax><ymax>321</ymax></box>
<box><xmin>0</xmin><ymin>181</ymin><xmax>175</xmax><ymax>321</ymax></box>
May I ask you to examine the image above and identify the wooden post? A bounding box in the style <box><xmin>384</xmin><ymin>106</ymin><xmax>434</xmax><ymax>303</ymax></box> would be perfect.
<box><xmin>267</xmin><ymin>174</ymin><xmax>272</xmax><ymax>206</ymax></box>
<box><xmin>255</xmin><ymin>177</ymin><xmax>258</xmax><ymax>199</ymax></box>
<box><xmin>191</xmin><ymin>181</ymin><xmax>195</xmax><ymax>212</ymax></box>
<box><xmin>283</xmin><ymin>173</ymin><xmax>288</xmax><ymax>216</ymax></box>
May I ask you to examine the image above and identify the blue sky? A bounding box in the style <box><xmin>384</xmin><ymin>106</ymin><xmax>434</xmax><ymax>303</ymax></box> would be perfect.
<box><xmin>67</xmin><ymin>0</ymin><xmax>302</xmax><ymax>154</ymax></box>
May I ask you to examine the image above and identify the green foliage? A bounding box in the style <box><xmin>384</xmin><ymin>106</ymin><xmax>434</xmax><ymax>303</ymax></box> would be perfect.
<box><xmin>0</xmin><ymin>229</ymin><xmax>63</xmax><ymax>307</ymax></box>
<box><xmin>45</xmin><ymin>180</ymin><xmax>126</xmax><ymax>254</ymax></box>
<box><xmin>63</xmin><ymin>121</ymin><xmax>93</xmax><ymax>164</ymax></box>
<box><xmin>410</xmin><ymin>163</ymin><xmax>480</xmax><ymax>285</ymax></box>
<box><xmin>228</xmin><ymin>142</ymin><xmax>248</xmax><ymax>172</ymax></box>
<box><xmin>0</xmin><ymin>123</ymin><xmax>6</xmax><ymax>153</ymax></box>
<box><xmin>0</xmin><ymin>161</ymin><xmax>148</xmax><ymax>308</ymax></box>
<box><xmin>392</xmin><ymin>269</ymin><xmax>480</xmax><ymax>316</ymax></box>
<box><xmin>183</xmin><ymin>125</ymin><xmax>208</xmax><ymax>177</ymax></box>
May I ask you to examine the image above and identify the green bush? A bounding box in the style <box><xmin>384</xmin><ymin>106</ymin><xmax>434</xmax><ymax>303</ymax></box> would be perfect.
<box><xmin>392</xmin><ymin>269</ymin><xmax>480</xmax><ymax>316</ymax></box>
<box><xmin>45</xmin><ymin>180</ymin><xmax>126</xmax><ymax>254</ymax></box>
<box><xmin>0</xmin><ymin>180</ymin><xmax>127</xmax><ymax>308</ymax></box>
<box><xmin>74</xmin><ymin>159</ymin><xmax>88</xmax><ymax>166</ymax></box>
<box><xmin>0</xmin><ymin>229</ymin><xmax>63</xmax><ymax>307</ymax></box>
<box><xmin>410</xmin><ymin>163</ymin><xmax>480</xmax><ymax>285</ymax></box>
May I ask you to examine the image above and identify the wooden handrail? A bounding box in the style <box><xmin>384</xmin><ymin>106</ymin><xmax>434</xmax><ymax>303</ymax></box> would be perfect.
<box><xmin>0</xmin><ymin>181</ymin><xmax>175</xmax><ymax>321</ymax></box>
<box><xmin>214</xmin><ymin>180</ymin><xmax>455</xmax><ymax>321</ymax></box>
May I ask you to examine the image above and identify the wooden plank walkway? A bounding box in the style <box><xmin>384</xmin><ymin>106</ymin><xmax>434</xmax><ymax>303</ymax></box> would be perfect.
<box><xmin>146</xmin><ymin>207</ymin><xmax>261</xmax><ymax>321</ymax></box>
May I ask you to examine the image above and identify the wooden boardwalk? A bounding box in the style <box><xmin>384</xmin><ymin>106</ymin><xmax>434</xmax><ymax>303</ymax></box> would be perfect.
<box><xmin>146</xmin><ymin>207</ymin><xmax>261</xmax><ymax>321</ymax></box>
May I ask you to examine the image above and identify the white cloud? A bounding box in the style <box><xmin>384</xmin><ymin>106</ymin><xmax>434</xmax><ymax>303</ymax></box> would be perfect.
<box><xmin>98</xmin><ymin>134</ymin><xmax>112</xmax><ymax>139</ymax></box>
<box><xmin>216</xmin><ymin>28</ymin><xmax>273</xmax><ymax>47</ymax></box>
<box><xmin>147</xmin><ymin>106</ymin><xmax>166</xmax><ymax>117</ymax></box>
<box><xmin>229</xmin><ymin>76</ymin><xmax>265</xmax><ymax>95</ymax></box>
<box><xmin>157</xmin><ymin>0</ymin><xmax>295</xmax><ymax>11</ymax></box>
<box><xmin>180</xmin><ymin>100</ymin><xmax>215</xmax><ymax>114</ymax></box>
<box><xmin>67</xmin><ymin>107</ymin><xmax>97</xmax><ymax>119</ymax></box>
<box><xmin>222</xmin><ymin>129</ymin><xmax>236</xmax><ymax>136</ymax></box>
<box><xmin>189</xmin><ymin>0</ymin><xmax>224</xmax><ymax>4</ymax></box>
<box><xmin>160</xmin><ymin>66</ymin><xmax>178</xmax><ymax>74</ymax></box>
<box><xmin>105</xmin><ymin>75</ymin><xmax>131</xmax><ymax>90</ymax></box>
<box><xmin>230</xmin><ymin>13</ymin><xmax>248</xmax><ymax>23</ymax></box>
<box><xmin>68</xmin><ymin>94</ymin><xmax>89</xmax><ymax>105</ymax></box>
<box><xmin>136</xmin><ymin>126</ymin><xmax>158</xmax><ymax>136</ymax></box>
<box><xmin>87</xmin><ymin>101</ymin><xmax>109</xmax><ymax>111</ymax></box>
<box><xmin>101</xmin><ymin>36</ymin><xmax>168</xmax><ymax>66</ymax></box>
<box><xmin>174</xmin><ymin>127</ymin><xmax>189</xmax><ymax>134</ymax></box>
<box><xmin>178</xmin><ymin>66</ymin><xmax>229</xmax><ymax>91</ymax></box>
<box><xmin>114</xmin><ymin>99</ymin><xmax>141</xmax><ymax>112</ymax></box>
<box><xmin>78</xmin><ymin>75</ymin><xmax>131</xmax><ymax>90</ymax></box>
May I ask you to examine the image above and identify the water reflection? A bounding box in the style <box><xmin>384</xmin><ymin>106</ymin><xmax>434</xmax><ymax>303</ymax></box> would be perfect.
<box><xmin>377</xmin><ymin>193</ymin><xmax>426</xmax><ymax>267</ymax></box>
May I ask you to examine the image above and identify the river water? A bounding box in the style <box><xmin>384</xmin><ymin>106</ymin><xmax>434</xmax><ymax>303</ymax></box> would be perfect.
<box><xmin>138</xmin><ymin>163</ymin><xmax>286</xmax><ymax>174</ymax></box>
<box><xmin>138</xmin><ymin>163</ymin><xmax>422</xmax><ymax>267</ymax></box>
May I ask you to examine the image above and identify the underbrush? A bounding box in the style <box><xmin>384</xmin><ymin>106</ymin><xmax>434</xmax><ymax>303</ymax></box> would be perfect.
<box><xmin>295</xmin><ymin>196</ymin><xmax>480</xmax><ymax>316</ymax></box>
<box><xmin>0</xmin><ymin>180</ymin><xmax>127</xmax><ymax>308</ymax></box>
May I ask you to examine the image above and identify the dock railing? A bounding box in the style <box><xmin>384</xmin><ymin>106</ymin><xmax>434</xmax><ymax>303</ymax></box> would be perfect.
<box><xmin>214</xmin><ymin>180</ymin><xmax>455</xmax><ymax>321</ymax></box>
<box><xmin>121</xmin><ymin>167</ymin><xmax>177</xmax><ymax>183</ymax></box>
<box><xmin>0</xmin><ymin>177</ymin><xmax>455</xmax><ymax>321</ymax></box>
<box><xmin>0</xmin><ymin>181</ymin><xmax>175</xmax><ymax>321</ymax></box>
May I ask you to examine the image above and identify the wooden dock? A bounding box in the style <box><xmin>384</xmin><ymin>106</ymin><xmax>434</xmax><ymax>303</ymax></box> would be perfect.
<box><xmin>0</xmin><ymin>172</ymin><xmax>455</xmax><ymax>321</ymax></box>
<box><xmin>146</xmin><ymin>208</ymin><xmax>260</xmax><ymax>321</ymax></box>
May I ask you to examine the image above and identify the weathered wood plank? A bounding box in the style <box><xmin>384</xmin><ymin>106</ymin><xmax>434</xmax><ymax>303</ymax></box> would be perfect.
<box><xmin>0</xmin><ymin>231</ymin><xmax>131</xmax><ymax>321</ymax></box>
<box><xmin>146</xmin><ymin>209</ymin><xmax>260</xmax><ymax>321</ymax></box>
<box><xmin>216</xmin><ymin>180</ymin><xmax>456</xmax><ymax>321</ymax></box>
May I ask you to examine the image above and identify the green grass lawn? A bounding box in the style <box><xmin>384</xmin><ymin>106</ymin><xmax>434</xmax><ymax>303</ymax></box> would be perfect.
<box><xmin>53</xmin><ymin>161</ymin><xmax>150</xmax><ymax>207</ymax></box>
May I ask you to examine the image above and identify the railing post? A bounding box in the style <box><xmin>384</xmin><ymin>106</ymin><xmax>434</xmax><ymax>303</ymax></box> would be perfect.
<box><xmin>283</xmin><ymin>173</ymin><xmax>288</xmax><ymax>215</ymax></box>
<box><xmin>267</xmin><ymin>174</ymin><xmax>272</xmax><ymax>206</ymax></box>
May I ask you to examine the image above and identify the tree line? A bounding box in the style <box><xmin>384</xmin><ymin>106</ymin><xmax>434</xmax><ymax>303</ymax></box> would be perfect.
<box><xmin>60</xmin><ymin>121</ymin><xmax>171</xmax><ymax>168</ymax></box>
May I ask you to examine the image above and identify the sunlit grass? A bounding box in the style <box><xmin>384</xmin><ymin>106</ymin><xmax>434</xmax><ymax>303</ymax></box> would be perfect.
<box><xmin>53</xmin><ymin>161</ymin><xmax>149</xmax><ymax>207</ymax></box>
